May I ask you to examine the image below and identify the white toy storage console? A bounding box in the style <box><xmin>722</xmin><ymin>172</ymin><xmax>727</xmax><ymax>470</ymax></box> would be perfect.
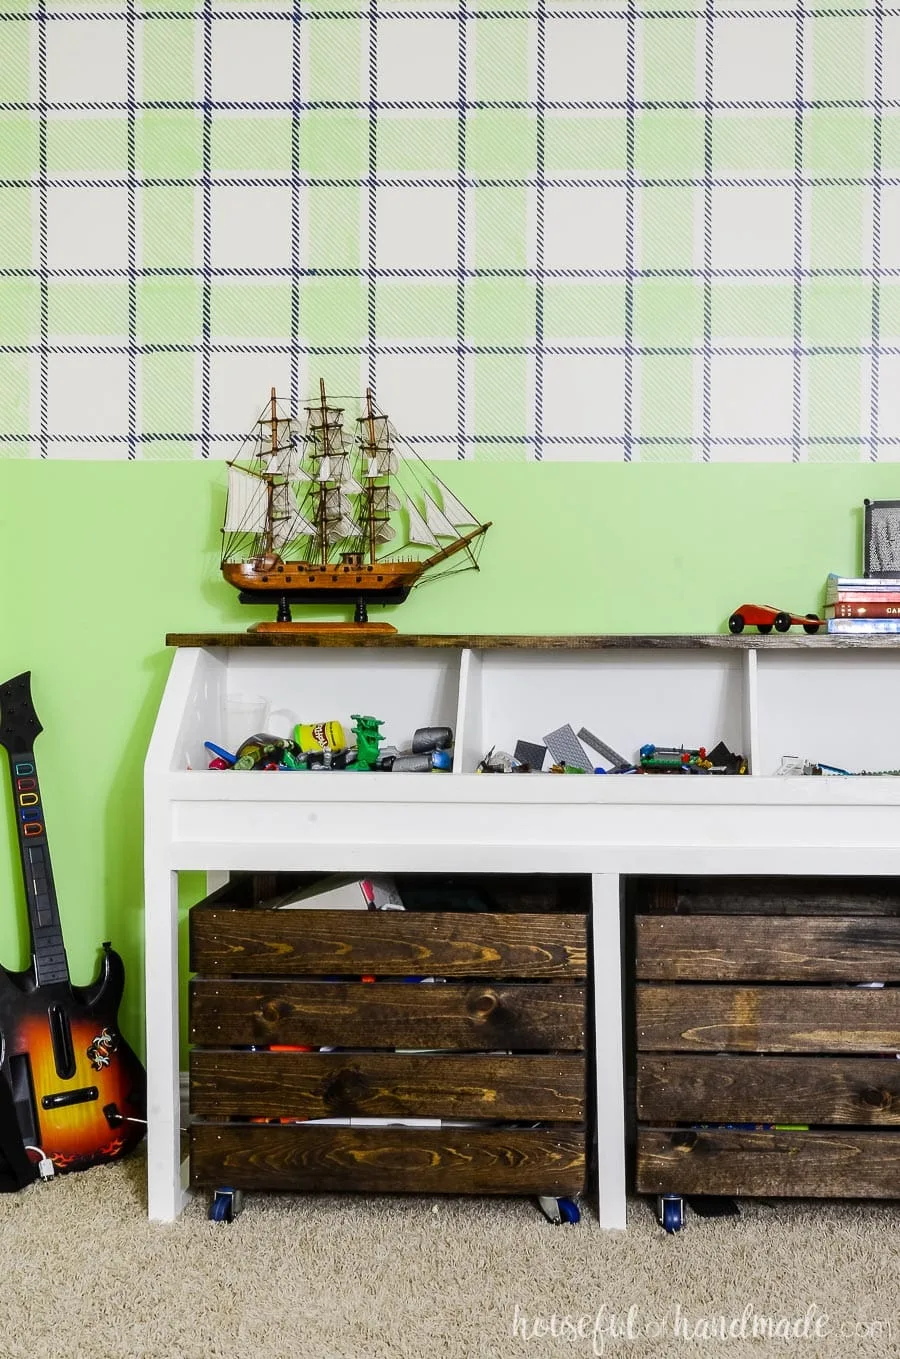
<box><xmin>144</xmin><ymin>632</ymin><xmax>900</xmax><ymax>1226</ymax></box>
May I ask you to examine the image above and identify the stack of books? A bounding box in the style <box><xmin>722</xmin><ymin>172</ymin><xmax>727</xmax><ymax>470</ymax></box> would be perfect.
<box><xmin>825</xmin><ymin>574</ymin><xmax>900</xmax><ymax>633</ymax></box>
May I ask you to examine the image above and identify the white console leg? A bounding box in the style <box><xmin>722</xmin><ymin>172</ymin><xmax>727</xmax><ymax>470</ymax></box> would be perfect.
<box><xmin>145</xmin><ymin>864</ymin><xmax>188</xmax><ymax>1222</ymax></box>
<box><xmin>592</xmin><ymin>872</ymin><xmax>627</xmax><ymax>1230</ymax></box>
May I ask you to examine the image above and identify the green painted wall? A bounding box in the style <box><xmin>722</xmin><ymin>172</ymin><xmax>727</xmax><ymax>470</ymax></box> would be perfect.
<box><xmin>0</xmin><ymin>458</ymin><xmax>892</xmax><ymax>1052</ymax></box>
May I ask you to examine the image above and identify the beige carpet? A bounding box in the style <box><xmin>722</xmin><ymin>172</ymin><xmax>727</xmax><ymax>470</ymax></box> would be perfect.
<box><xmin>1</xmin><ymin>1155</ymin><xmax>898</xmax><ymax>1359</ymax></box>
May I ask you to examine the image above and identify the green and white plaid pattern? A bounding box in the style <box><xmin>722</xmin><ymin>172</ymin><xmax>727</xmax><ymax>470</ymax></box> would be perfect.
<box><xmin>0</xmin><ymin>0</ymin><xmax>896</xmax><ymax>460</ymax></box>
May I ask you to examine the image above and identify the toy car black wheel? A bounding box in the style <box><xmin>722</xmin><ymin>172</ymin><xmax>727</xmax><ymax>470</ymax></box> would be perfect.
<box><xmin>803</xmin><ymin>614</ymin><xmax>821</xmax><ymax>634</ymax></box>
<box><xmin>773</xmin><ymin>612</ymin><xmax>792</xmax><ymax>632</ymax></box>
<box><xmin>756</xmin><ymin>623</ymin><xmax>773</xmax><ymax>634</ymax></box>
<box><xmin>728</xmin><ymin>613</ymin><xmax>745</xmax><ymax>634</ymax></box>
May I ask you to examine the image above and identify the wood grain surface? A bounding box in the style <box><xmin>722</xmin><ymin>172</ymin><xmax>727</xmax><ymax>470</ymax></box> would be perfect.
<box><xmin>190</xmin><ymin>1123</ymin><xmax>586</xmax><ymax>1194</ymax></box>
<box><xmin>636</xmin><ymin>1053</ymin><xmax>900</xmax><ymax>1124</ymax></box>
<box><xmin>636</xmin><ymin>1127</ymin><xmax>900</xmax><ymax>1198</ymax></box>
<box><xmin>635</xmin><ymin>914</ymin><xmax>900</xmax><ymax>981</ymax></box>
<box><xmin>168</xmin><ymin>631</ymin><xmax>900</xmax><ymax>649</ymax></box>
<box><xmin>190</xmin><ymin>1051</ymin><xmax>585</xmax><ymax>1121</ymax></box>
<box><xmin>636</xmin><ymin>985</ymin><xmax>900</xmax><ymax>1054</ymax></box>
<box><xmin>190</xmin><ymin>909</ymin><xmax>587</xmax><ymax>978</ymax></box>
<box><xmin>190</xmin><ymin>980</ymin><xmax>586</xmax><ymax>1050</ymax></box>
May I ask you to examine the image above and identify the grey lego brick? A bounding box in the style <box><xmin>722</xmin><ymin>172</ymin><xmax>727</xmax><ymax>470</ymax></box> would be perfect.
<box><xmin>542</xmin><ymin>724</ymin><xmax>592</xmax><ymax>772</ymax></box>
<box><xmin>577</xmin><ymin>727</ymin><xmax>630</xmax><ymax>770</ymax></box>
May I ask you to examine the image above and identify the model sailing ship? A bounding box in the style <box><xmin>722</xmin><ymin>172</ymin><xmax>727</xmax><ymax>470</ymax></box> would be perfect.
<box><xmin>221</xmin><ymin>382</ymin><xmax>491</xmax><ymax>630</ymax></box>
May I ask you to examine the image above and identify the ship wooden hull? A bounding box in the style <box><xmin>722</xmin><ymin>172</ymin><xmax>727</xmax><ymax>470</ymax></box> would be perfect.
<box><xmin>222</xmin><ymin>559</ymin><xmax>425</xmax><ymax>601</ymax></box>
<box><xmin>221</xmin><ymin>524</ymin><xmax>490</xmax><ymax>618</ymax></box>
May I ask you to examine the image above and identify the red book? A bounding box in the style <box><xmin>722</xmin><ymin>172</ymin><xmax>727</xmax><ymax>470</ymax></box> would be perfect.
<box><xmin>827</xmin><ymin>598</ymin><xmax>900</xmax><ymax>617</ymax></box>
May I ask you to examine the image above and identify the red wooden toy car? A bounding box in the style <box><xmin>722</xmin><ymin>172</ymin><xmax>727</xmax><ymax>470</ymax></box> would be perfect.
<box><xmin>728</xmin><ymin>604</ymin><xmax>824</xmax><ymax>635</ymax></box>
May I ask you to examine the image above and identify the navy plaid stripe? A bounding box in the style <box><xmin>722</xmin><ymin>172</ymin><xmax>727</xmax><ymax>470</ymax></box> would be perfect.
<box><xmin>127</xmin><ymin>0</ymin><xmax>137</xmax><ymax>460</ymax></box>
<box><xmin>1</xmin><ymin>432</ymin><xmax>892</xmax><ymax>445</ymax></box>
<box><xmin>5</xmin><ymin>266</ymin><xmax>898</xmax><ymax>279</ymax></box>
<box><xmin>623</xmin><ymin>0</ymin><xmax>635</xmax><ymax>463</ymax></box>
<box><xmin>456</xmin><ymin>0</ymin><xmax>467</xmax><ymax>460</ymax></box>
<box><xmin>291</xmin><ymin>0</ymin><xmax>302</xmax><ymax>409</ymax></box>
<box><xmin>367</xmin><ymin>0</ymin><xmax>378</xmax><ymax>392</ymax></box>
<box><xmin>702</xmin><ymin>0</ymin><xmax>713</xmax><ymax>463</ymax></box>
<box><xmin>870</xmin><ymin>0</ymin><xmax>885</xmax><ymax>461</ymax></box>
<box><xmin>4</xmin><ymin>341</ymin><xmax>897</xmax><ymax>356</ymax></box>
<box><xmin>37</xmin><ymin>0</ymin><xmax>48</xmax><ymax>460</ymax></box>
<box><xmin>200</xmin><ymin>0</ymin><xmax>213</xmax><ymax>458</ymax></box>
<box><xmin>5</xmin><ymin>98</ymin><xmax>900</xmax><ymax>111</ymax></box>
<box><xmin>4</xmin><ymin>7</ymin><xmax>899</xmax><ymax>20</ymax></box>
<box><xmin>534</xmin><ymin>0</ymin><xmax>545</xmax><ymax>461</ymax></box>
<box><xmin>791</xmin><ymin>0</ymin><xmax>804</xmax><ymax>463</ymax></box>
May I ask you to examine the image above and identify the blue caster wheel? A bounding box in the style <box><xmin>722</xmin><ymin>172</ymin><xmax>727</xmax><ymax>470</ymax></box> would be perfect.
<box><xmin>209</xmin><ymin>1188</ymin><xmax>244</xmax><ymax>1223</ymax></box>
<box><xmin>657</xmin><ymin>1194</ymin><xmax>684</xmax><ymax>1234</ymax></box>
<box><xmin>537</xmin><ymin>1195</ymin><xmax>581</xmax><ymax>1224</ymax></box>
<box><xmin>558</xmin><ymin>1197</ymin><xmax>580</xmax><ymax>1224</ymax></box>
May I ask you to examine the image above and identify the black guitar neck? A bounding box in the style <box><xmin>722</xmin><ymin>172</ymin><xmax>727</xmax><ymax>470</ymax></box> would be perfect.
<box><xmin>0</xmin><ymin>676</ymin><xmax>69</xmax><ymax>988</ymax></box>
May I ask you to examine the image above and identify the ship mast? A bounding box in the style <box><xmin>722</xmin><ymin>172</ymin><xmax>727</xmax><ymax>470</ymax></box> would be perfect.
<box><xmin>317</xmin><ymin>377</ymin><xmax>329</xmax><ymax>567</ymax></box>
<box><xmin>365</xmin><ymin>388</ymin><xmax>378</xmax><ymax>565</ymax></box>
<box><xmin>263</xmin><ymin>386</ymin><xmax>277</xmax><ymax>559</ymax></box>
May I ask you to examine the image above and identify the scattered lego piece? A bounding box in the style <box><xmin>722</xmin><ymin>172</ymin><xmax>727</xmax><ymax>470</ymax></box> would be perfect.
<box><xmin>477</xmin><ymin>747</ymin><xmax>518</xmax><ymax>773</ymax></box>
<box><xmin>514</xmin><ymin>739</ymin><xmax>547</xmax><ymax>771</ymax></box>
<box><xmin>577</xmin><ymin>727</ymin><xmax>629</xmax><ymax>770</ymax></box>
<box><xmin>705</xmin><ymin>740</ymin><xmax>747</xmax><ymax>775</ymax></box>
<box><xmin>543</xmin><ymin>724</ymin><xmax>592</xmax><ymax>772</ymax></box>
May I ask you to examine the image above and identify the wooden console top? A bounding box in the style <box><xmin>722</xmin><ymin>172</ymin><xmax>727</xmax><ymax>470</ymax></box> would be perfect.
<box><xmin>166</xmin><ymin>631</ymin><xmax>900</xmax><ymax>650</ymax></box>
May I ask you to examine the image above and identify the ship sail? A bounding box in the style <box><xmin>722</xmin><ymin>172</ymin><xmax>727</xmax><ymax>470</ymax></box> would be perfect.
<box><xmin>224</xmin><ymin>465</ymin><xmax>268</xmax><ymax>534</ymax></box>
<box><xmin>406</xmin><ymin>498</ymin><xmax>439</xmax><ymax>549</ymax></box>
<box><xmin>424</xmin><ymin>493</ymin><xmax>457</xmax><ymax>539</ymax></box>
<box><xmin>326</xmin><ymin>514</ymin><xmax>364</xmax><ymax>543</ymax></box>
<box><xmin>437</xmin><ymin>485</ymin><xmax>478</xmax><ymax>528</ymax></box>
<box><xmin>272</xmin><ymin>491</ymin><xmax>316</xmax><ymax>548</ymax></box>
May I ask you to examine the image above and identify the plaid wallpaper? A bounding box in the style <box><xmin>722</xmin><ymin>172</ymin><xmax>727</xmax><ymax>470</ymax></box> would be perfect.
<box><xmin>0</xmin><ymin>0</ymin><xmax>896</xmax><ymax>460</ymax></box>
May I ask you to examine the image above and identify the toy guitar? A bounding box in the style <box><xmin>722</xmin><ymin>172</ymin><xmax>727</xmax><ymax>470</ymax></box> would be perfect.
<box><xmin>0</xmin><ymin>672</ymin><xmax>145</xmax><ymax>1172</ymax></box>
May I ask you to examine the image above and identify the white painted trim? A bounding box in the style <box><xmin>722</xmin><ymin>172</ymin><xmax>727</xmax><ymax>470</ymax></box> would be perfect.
<box><xmin>592</xmin><ymin>873</ymin><xmax>626</xmax><ymax>1231</ymax></box>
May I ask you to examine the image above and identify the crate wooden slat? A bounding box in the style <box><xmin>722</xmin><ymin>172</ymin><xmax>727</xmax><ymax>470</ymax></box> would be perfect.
<box><xmin>636</xmin><ymin>914</ymin><xmax>900</xmax><ymax>981</ymax></box>
<box><xmin>190</xmin><ymin>909</ymin><xmax>587</xmax><ymax>978</ymax></box>
<box><xmin>190</xmin><ymin>1124</ymin><xmax>586</xmax><ymax>1194</ymax></box>
<box><xmin>636</xmin><ymin>1053</ymin><xmax>900</xmax><ymax>1125</ymax></box>
<box><xmin>636</xmin><ymin>984</ymin><xmax>900</xmax><ymax>1053</ymax></box>
<box><xmin>190</xmin><ymin>980</ymin><xmax>586</xmax><ymax>1050</ymax></box>
<box><xmin>190</xmin><ymin>1051</ymin><xmax>586</xmax><ymax>1121</ymax></box>
<box><xmin>633</xmin><ymin>876</ymin><xmax>900</xmax><ymax>917</ymax></box>
<box><xmin>636</xmin><ymin>1127</ymin><xmax>900</xmax><ymax>1198</ymax></box>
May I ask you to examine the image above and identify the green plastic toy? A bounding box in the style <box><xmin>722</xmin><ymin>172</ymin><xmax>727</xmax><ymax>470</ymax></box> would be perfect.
<box><xmin>349</xmin><ymin>714</ymin><xmax>385</xmax><ymax>771</ymax></box>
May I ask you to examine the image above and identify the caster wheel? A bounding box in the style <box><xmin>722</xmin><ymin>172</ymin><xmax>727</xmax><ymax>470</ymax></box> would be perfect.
<box><xmin>756</xmin><ymin>623</ymin><xmax>772</xmax><ymax>634</ymax></box>
<box><xmin>773</xmin><ymin>612</ymin><xmax>792</xmax><ymax>633</ymax></box>
<box><xmin>728</xmin><ymin>613</ymin><xmax>745</xmax><ymax>634</ymax></box>
<box><xmin>209</xmin><ymin>1194</ymin><xmax>233</xmax><ymax>1223</ymax></box>
<box><xmin>209</xmin><ymin>1188</ymin><xmax>243</xmax><ymax>1223</ymax></box>
<box><xmin>656</xmin><ymin>1194</ymin><xmax>684</xmax><ymax>1234</ymax></box>
<box><xmin>557</xmin><ymin>1197</ymin><xmax>580</xmax><ymax>1224</ymax></box>
<box><xmin>803</xmin><ymin>614</ymin><xmax>821</xmax><ymax>634</ymax></box>
<box><xmin>537</xmin><ymin>1195</ymin><xmax>580</xmax><ymax>1224</ymax></box>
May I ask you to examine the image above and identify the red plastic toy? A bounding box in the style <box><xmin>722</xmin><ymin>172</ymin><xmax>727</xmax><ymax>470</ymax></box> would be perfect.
<box><xmin>728</xmin><ymin>604</ymin><xmax>824</xmax><ymax>635</ymax></box>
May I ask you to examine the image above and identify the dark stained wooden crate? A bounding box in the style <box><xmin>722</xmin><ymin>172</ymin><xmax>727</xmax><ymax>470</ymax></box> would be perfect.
<box><xmin>189</xmin><ymin>879</ymin><xmax>588</xmax><ymax>1199</ymax></box>
<box><xmin>631</xmin><ymin>878</ymin><xmax>900</xmax><ymax>1202</ymax></box>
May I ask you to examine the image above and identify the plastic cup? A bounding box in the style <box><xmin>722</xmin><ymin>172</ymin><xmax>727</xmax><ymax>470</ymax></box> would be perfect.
<box><xmin>221</xmin><ymin>694</ymin><xmax>269</xmax><ymax>753</ymax></box>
